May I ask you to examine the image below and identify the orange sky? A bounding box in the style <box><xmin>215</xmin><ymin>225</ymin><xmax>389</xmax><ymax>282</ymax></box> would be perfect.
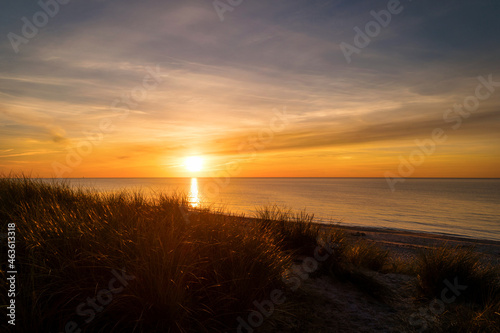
<box><xmin>1</xmin><ymin>1</ymin><xmax>500</xmax><ymax>178</ymax></box>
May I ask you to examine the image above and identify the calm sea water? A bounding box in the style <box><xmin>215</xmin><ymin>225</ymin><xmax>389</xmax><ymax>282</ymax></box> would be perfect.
<box><xmin>51</xmin><ymin>178</ymin><xmax>500</xmax><ymax>242</ymax></box>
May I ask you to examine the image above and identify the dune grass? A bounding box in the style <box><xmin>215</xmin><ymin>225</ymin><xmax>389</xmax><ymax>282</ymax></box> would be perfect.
<box><xmin>0</xmin><ymin>177</ymin><xmax>292</xmax><ymax>332</ymax></box>
<box><xmin>415</xmin><ymin>245</ymin><xmax>500</xmax><ymax>332</ymax></box>
<box><xmin>434</xmin><ymin>300</ymin><xmax>500</xmax><ymax>333</ymax></box>
<box><xmin>255</xmin><ymin>205</ymin><xmax>319</xmax><ymax>254</ymax></box>
<box><xmin>416</xmin><ymin>245</ymin><xmax>499</xmax><ymax>306</ymax></box>
<box><xmin>314</xmin><ymin>227</ymin><xmax>393</xmax><ymax>301</ymax></box>
<box><xmin>1</xmin><ymin>177</ymin><xmax>498</xmax><ymax>332</ymax></box>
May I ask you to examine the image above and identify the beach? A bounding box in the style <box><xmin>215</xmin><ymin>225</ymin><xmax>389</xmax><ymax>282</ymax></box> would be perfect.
<box><xmin>331</xmin><ymin>224</ymin><xmax>500</xmax><ymax>265</ymax></box>
<box><xmin>266</xmin><ymin>225</ymin><xmax>500</xmax><ymax>333</ymax></box>
<box><xmin>2</xmin><ymin>178</ymin><xmax>499</xmax><ymax>332</ymax></box>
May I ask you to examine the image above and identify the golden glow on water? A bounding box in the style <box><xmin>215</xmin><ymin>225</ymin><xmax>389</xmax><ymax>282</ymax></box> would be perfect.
<box><xmin>189</xmin><ymin>177</ymin><xmax>200</xmax><ymax>208</ymax></box>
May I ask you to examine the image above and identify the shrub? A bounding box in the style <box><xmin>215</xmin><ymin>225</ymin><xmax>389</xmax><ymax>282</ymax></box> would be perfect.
<box><xmin>344</xmin><ymin>240</ymin><xmax>389</xmax><ymax>272</ymax></box>
<box><xmin>416</xmin><ymin>245</ymin><xmax>500</xmax><ymax>306</ymax></box>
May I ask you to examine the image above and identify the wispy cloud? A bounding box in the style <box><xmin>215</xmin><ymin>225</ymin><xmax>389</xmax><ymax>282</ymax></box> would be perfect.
<box><xmin>0</xmin><ymin>0</ymin><xmax>499</xmax><ymax>177</ymax></box>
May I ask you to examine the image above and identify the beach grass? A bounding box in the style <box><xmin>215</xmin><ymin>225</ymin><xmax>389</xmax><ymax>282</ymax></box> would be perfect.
<box><xmin>416</xmin><ymin>244</ymin><xmax>499</xmax><ymax>306</ymax></box>
<box><xmin>1</xmin><ymin>176</ymin><xmax>499</xmax><ymax>332</ymax></box>
<box><xmin>0</xmin><ymin>177</ymin><xmax>292</xmax><ymax>332</ymax></box>
<box><xmin>255</xmin><ymin>204</ymin><xmax>319</xmax><ymax>254</ymax></box>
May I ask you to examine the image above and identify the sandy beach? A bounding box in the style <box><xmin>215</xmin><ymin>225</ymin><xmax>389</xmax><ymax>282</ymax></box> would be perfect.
<box><xmin>3</xmin><ymin>177</ymin><xmax>498</xmax><ymax>332</ymax></box>
<box><xmin>270</xmin><ymin>224</ymin><xmax>500</xmax><ymax>332</ymax></box>
<box><xmin>330</xmin><ymin>224</ymin><xmax>500</xmax><ymax>266</ymax></box>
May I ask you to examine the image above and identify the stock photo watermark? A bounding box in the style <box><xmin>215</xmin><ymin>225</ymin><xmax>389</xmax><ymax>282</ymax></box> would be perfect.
<box><xmin>212</xmin><ymin>0</ymin><xmax>245</xmax><ymax>22</ymax></box>
<box><xmin>51</xmin><ymin>267</ymin><xmax>135</xmax><ymax>333</ymax></box>
<box><xmin>51</xmin><ymin>65</ymin><xmax>164</xmax><ymax>178</ymax></box>
<box><xmin>340</xmin><ymin>0</ymin><xmax>404</xmax><ymax>64</ymax></box>
<box><xmin>6</xmin><ymin>223</ymin><xmax>17</xmax><ymax>326</ymax></box>
<box><xmin>7</xmin><ymin>0</ymin><xmax>71</xmax><ymax>54</ymax></box>
<box><xmin>237</xmin><ymin>239</ymin><xmax>334</xmax><ymax>332</ymax></box>
<box><xmin>204</xmin><ymin>106</ymin><xmax>289</xmax><ymax>197</ymax></box>
<box><xmin>409</xmin><ymin>277</ymin><xmax>467</xmax><ymax>332</ymax></box>
<box><xmin>178</xmin><ymin>106</ymin><xmax>289</xmax><ymax>225</ymax></box>
<box><xmin>385</xmin><ymin>74</ymin><xmax>500</xmax><ymax>191</ymax></box>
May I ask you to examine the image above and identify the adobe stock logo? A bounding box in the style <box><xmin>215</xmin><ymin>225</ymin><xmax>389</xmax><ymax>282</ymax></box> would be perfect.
<box><xmin>51</xmin><ymin>65</ymin><xmax>163</xmax><ymax>178</ymax></box>
<box><xmin>340</xmin><ymin>0</ymin><xmax>404</xmax><ymax>64</ymax></box>
<box><xmin>7</xmin><ymin>0</ymin><xmax>71</xmax><ymax>54</ymax></box>
<box><xmin>51</xmin><ymin>268</ymin><xmax>135</xmax><ymax>333</ymax></box>
<box><xmin>212</xmin><ymin>0</ymin><xmax>244</xmax><ymax>22</ymax></box>
<box><xmin>385</xmin><ymin>74</ymin><xmax>500</xmax><ymax>192</ymax></box>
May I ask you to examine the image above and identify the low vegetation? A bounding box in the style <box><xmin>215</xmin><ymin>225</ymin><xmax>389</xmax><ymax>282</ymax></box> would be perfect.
<box><xmin>0</xmin><ymin>177</ymin><xmax>290</xmax><ymax>332</ymax></box>
<box><xmin>255</xmin><ymin>205</ymin><xmax>319</xmax><ymax>253</ymax></box>
<box><xmin>1</xmin><ymin>177</ymin><xmax>498</xmax><ymax>332</ymax></box>
<box><xmin>416</xmin><ymin>245</ymin><xmax>500</xmax><ymax>332</ymax></box>
<box><xmin>417</xmin><ymin>245</ymin><xmax>499</xmax><ymax>305</ymax></box>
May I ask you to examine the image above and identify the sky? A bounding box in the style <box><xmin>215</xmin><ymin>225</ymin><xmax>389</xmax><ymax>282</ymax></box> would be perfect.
<box><xmin>0</xmin><ymin>0</ymin><xmax>499</xmax><ymax>178</ymax></box>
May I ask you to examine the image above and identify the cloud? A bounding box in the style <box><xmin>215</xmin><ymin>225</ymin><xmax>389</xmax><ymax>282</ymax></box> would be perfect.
<box><xmin>0</xmin><ymin>0</ymin><xmax>499</xmax><ymax>176</ymax></box>
<box><xmin>0</xmin><ymin>106</ymin><xmax>69</xmax><ymax>144</ymax></box>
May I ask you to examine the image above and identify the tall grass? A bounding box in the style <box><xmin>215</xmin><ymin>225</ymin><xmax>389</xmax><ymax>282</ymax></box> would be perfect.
<box><xmin>254</xmin><ymin>205</ymin><xmax>392</xmax><ymax>300</ymax></box>
<box><xmin>255</xmin><ymin>205</ymin><xmax>319</xmax><ymax>253</ymax></box>
<box><xmin>317</xmin><ymin>229</ymin><xmax>391</xmax><ymax>301</ymax></box>
<box><xmin>416</xmin><ymin>245</ymin><xmax>499</xmax><ymax>306</ymax></box>
<box><xmin>416</xmin><ymin>245</ymin><xmax>500</xmax><ymax>332</ymax></box>
<box><xmin>0</xmin><ymin>177</ymin><xmax>292</xmax><ymax>332</ymax></box>
<box><xmin>2</xmin><ymin>177</ymin><xmax>498</xmax><ymax>332</ymax></box>
<box><xmin>436</xmin><ymin>300</ymin><xmax>500</xmax><ymax>333</ymax></box>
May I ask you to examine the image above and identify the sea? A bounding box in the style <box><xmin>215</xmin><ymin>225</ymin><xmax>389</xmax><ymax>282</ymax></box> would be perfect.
<box><xmin>50</xmin><ymin>178</ymin><xmax>500</xmax><ymax>242</ymax></box>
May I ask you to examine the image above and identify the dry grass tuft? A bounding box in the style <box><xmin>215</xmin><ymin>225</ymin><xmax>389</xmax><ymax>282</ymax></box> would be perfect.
<box><xmin>0</xmin><ymin>177</ymin><xmax>291</xmax><ymax>332</ymax></box>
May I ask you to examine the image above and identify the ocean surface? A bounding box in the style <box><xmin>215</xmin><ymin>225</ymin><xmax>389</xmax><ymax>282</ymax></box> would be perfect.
<box><xmin>51</xmin><ymin>178</ymin><xmax>500</xmax><ymax>242</ymax></box>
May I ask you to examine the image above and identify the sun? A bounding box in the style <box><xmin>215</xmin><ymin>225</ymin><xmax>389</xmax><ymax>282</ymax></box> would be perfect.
<box><xmin>185</xmin><ymin>156</ymin><xmax>204</xmax><ymax>172</ymax></box>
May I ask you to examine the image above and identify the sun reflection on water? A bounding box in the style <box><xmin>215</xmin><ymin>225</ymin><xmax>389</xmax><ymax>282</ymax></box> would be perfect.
<box><xmin>189</xmin><ymin>177</ymin><xmax>200</xmax><ymax>208</ymax></box>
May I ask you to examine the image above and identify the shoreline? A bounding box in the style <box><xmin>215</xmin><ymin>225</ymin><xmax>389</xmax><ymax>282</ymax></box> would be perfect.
<box><xmin>322</xmin><ymin>223</ymin><xmax>500</xmax><ymax>266</ymax></box>
<box><xmin>235</xmin><ymin>214</ymin><xmax>500</xmax><ymax>264</ymax></box>
<box><xmin>239</xmin><ymin>214</ymin><xmax>500</xmax><ymax>246</ymax></box>
<box><xmin>322</xmin><ymin>222</ymin><xmax>500</xmax><ymax>246</ymax></box>
<box><xmin>38</xmin><ymin>177</ymin><xmax>500</xmax><ymax>244</ymax></box>
<box><xmin>4</xmin><ymin>177</ymin><xmax>499</xmax><ymax>332</ymax></box>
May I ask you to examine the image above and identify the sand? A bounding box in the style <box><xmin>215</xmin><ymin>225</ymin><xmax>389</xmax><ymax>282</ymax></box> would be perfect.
<box><xmin>334</xmin><ymin>225</ymin><xmax>500</xmax><ymax>266</ymax></box>
<box><xmin>265</xmin><ymin>225</ymin><xmax>500</xmax><ymax>332</ymax></box>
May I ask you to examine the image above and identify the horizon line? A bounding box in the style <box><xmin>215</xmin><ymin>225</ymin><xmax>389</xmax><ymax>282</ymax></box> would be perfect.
<box><xmin>25</xmin><ymin>177</ymin><xmax>500</xmax><ymax>180</ymax></box>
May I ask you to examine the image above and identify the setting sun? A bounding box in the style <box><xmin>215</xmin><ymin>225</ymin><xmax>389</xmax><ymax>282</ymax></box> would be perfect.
<box><xmin>2</xmin><ymin>1</ymin><xmax>500</xmax><ymax>331</ymax></box>
<box><xmin>185</xmin><ymin>156</ymin><xmax>204</xmax><ymax>172</ymax></box>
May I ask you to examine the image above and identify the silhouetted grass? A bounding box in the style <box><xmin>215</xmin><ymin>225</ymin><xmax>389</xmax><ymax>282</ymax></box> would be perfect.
<box><xmin>387</xmin><ymin>256</ymin><xmax>419</xmax><ymax>275</ymax></box>
<box><xmin>314</xmin><ymin>226</ymin><xmax>392</xmax><ymax>301</ymax></box>
<box><xmin>2</xmin><ymin>177</ymin><xmax>498</xmax><ymax>332</ymax></box>
<box><xmin>344</xmin><ymin>240</ymin><xmax>389</xmax><ymax>272</ymax></box>
<box><xmin>416</xmin><ymin>245</ymin><xmax>499</xmax><ymax>306</ymax></box>
<box><xmin>255</xmin><ymin>205</ymin><xmax>319</xmax><ymax>254</ymax></box>
<box><xmin>415</xmin><ymin>245</ymin><xmax>500</xmax><ymax>333</ymax></box>
<box><xmin>0</xmin><ymin>177</ymin><xmax>291</xmax><ymax>332</ymax></box>
<box><xmin>434</xmin><ymin>298</ymin><xmax>500</xmax><ymax>333</ymax></box>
